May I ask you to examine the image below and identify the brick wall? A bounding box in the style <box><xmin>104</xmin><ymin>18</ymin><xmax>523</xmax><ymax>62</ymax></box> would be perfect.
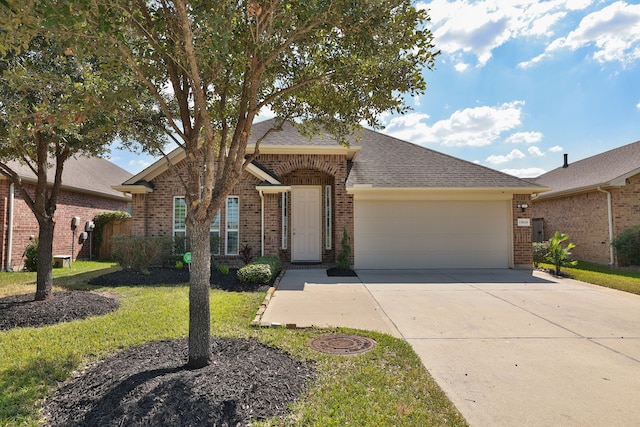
<box><xmin>130</xmin><ymin>153</ymin><xmax>353</xmax><ymax>265</ymax></box>
<box><xmin>512</xmin><ymin>194</ymin><xmax>533</xmax><ymax>268</ymax></box>
<box><xmin>532</xmin><ymin>192</ymin><xmax>609</xmax><ymax>263</ymax></box>
<box><xmin>0</xmin><ymin>180</ymin><xmax>129</xmax><ymax>270</ymax></box>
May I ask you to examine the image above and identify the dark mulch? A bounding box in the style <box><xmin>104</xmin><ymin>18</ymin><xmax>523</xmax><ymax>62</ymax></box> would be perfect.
<box><xmin>326</xmin><ymin>267</ymin><xmax>358</xmax><ymax>277</ymax></box>
<box><xmin>41</xmin><ymin>337</ymin><xmax>315</xmax><ymax>427</ymax></box>
<box><xmin>0</xmin><ymin>291</ymin><xmax>119</xmax><ymax>331</ymax></box>
<box><xmin>89</xmin><ymin>267</ymin><xmax>273</xmax><ymax>292</ymax></box>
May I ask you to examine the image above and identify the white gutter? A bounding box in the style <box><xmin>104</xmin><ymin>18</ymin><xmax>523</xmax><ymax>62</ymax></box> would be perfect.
<box><xmin>597</xmin><ymin>186</ymin><xmax>615</xmax><ymax>266</ymax></box>
<box><xmin>5</xmin><ymin>183</ymin><xmax>13</xmax><ymax>271</ymax></box>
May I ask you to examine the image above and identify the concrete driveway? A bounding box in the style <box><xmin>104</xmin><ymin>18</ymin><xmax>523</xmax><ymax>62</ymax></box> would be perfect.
<box><xmin>260</xmin><ymin>268</ymin><xmax>640</xmax><ymax>426</ymax></box>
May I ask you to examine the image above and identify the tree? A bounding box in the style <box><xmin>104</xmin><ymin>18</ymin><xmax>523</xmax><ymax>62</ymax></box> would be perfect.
<box><xmin>545</xmin><ymin>231</ymin><xmax>578</xmax><ymax>276</ymax></box>
<box><xmin>0</xmin><ymin>3</ymin><xmax>159</xmax><ymax>300</ymax></box>
<box><xmin>72</xmin><ymin>0</ymin><xmax>438</xmax><ymax>368</ymax></box>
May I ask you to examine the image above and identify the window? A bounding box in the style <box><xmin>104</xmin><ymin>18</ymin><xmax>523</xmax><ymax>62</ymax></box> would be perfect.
<box><xmin>226</xmin><ymin>196</ymin><xmax>239</xmax><ymax>255</ymax></box>
<box><xmin>325</xmin><ymin>185</ymin><xmax>332</xmax><ymax>249</ymax></box>
<box><xmin>173</xmin><ymin>197</ymin><xmax>187</xmax><ymax>253</ymax></box>
<box><xmin>173</xmin><ymin>196</ymin><xmax>220</xmax><ymax>255</ymax></box>
<box><xmin>282</xmin><ymin>192</ymin><xmax>288</xmax><ymax>250</ymax></box>
<box><xmin>210</xmin><ymin>211</ymin><xmax>220</xmax><ymax>255</ymax></box>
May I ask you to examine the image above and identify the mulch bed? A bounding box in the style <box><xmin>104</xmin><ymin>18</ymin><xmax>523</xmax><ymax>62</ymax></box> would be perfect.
<box><xmin>89</xmin><ymin>267</ymin><xmax>273</xmax><ymax>292</ymax></box>
<box><xmin>0</xmin><ymin>291</ymin><xmax>119</xmax><ymax>331</ymax></box>
<box><xmin>41</xmin><ymin>337</ymin><xmax>314</xmax><ymax>427</ymax></box>
<box><xmin>2</xmin><ymin>267</ymin><xmax>313</xmax><ymax>426</ymax></box>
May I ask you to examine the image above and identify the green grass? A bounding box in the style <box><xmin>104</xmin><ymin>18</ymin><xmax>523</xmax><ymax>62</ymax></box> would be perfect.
<box><xmin>540</xmin><ymin>260</ymin><xmax>640</xmax><ymax>295</ymax></box>
<box><xmin>0</xmin><ymin>262</ymin><xmax>467</xmax><ymax>427</ymax></box>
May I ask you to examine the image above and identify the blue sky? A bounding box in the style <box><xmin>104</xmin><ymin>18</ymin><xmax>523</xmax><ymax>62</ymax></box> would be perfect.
<box><xmin>109</xmin><ymin>0</ymin><xmax>640</xmax><ymax>178</ymax></box>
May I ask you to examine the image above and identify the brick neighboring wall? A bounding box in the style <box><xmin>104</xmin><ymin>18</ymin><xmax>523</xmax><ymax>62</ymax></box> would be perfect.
<box><xmin>0</xmin><ymin>180</ymin><xmax>129</xmax><ymax>270</ymax></box>
<box><xmin>513</xmin><ymin>194</ymin><xmax>533</xmax><ymax>268</ymax></box>
<box><xmin>531</xmin><ymin>174</ymin><xmax>640</xmax><ymax>265</ymax></box>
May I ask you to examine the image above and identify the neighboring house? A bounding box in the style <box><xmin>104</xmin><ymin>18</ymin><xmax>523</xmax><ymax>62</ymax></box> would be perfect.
<box><xmin>0</xmin><ymin>156</ymin><xmax>133</xmax><ymax>271</ymax></box>
<box><xmin>531</xmin><ymin>141</ymin><xmax>640</xmax><ymax>265</ymax></box>
<box><xmin>115</xmin><ymin>119</ymin><xmax>546</xmax><ymax>270</ymax></box>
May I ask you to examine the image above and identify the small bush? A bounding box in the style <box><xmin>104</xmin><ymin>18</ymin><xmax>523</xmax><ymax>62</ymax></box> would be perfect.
<box><xmin>237</xmin><ymin>255</ymin><xmax>281</xmax><ymax>284</ymax></box>
<box><xmin>337</xmin><ymin>227</ymin><xmax>352</xmax><ymax>270</ymax></box>
<box><xmin>217</xmin><ymin>264</ymin><xmax>230</xmax><ymax>275</ymax></box>
<box><xmin>612</xmin><ymin>226</ymin><xmax>640</xmax><ymax>266</ymax></box>
<box><xmin>22</xmin><ymin>238</ymin><xmax>39</xmax><ymax>272</ymax></box>
<box><xmin>545</xmin><ymin>231</ymin><xmax>577</xmax><ymax>276</ymax></box>
<box><xmin>111</xmin><ymin>235</ymin><xmax>172</xmax><ymax>273</ymax></box>
<box><xmin>533</xmin><ymin>241</ymin><xmax>550</xmax><ymax>268</ymax></box>
<box><xmin>239</xmin><ymin>243</ymin><xmax>253</xmax><ymax>265</ymax></box>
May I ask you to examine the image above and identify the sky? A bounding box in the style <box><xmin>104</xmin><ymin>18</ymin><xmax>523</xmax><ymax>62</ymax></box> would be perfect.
<box><xmin>108</xmin><ymin>0</ymin><xmax>640</xmax><ymax>179</ymax></box>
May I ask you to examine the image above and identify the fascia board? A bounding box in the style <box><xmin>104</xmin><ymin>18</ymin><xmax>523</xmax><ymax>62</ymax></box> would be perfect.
<box><xmin>348</xmin><ymin>186</ymin><xmax>549</xmax><ymax>201</ymax></box>
<box><xmin>246</xmin><ymin>145</ymin><xmax>361</xmax><ymax>160</ymax></box>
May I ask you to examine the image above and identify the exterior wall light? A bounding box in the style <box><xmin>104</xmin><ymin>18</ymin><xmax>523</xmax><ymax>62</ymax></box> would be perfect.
<box><xmin>517</xmin><ymin>203</ymin><xmax>529</xmax><ymax>212</ymax></box>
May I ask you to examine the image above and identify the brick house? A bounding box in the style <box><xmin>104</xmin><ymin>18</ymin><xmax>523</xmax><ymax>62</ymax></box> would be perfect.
<box><xmin>115</xmin><ymin>119</ymin><xmax>546</xmax><ymax>269</ymax></box>
<box><xmin>0</xmin><ymin>156</ymin><xmax>132</xmax><ymax>270</ymax></box>
<box><xmin>530</xmin><ymin>141</ymin><xmax>640</xmax><ymax>265</ymax></box>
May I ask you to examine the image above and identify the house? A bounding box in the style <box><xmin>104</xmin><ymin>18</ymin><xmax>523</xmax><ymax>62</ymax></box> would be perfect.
<box><xmin>531</xmin><ymin>141</ymin><xmax>640</xmax><ymax>265</ymax></box>
<box><xmin>0</xmin><ymin>156</ymin><xmax>133</xmax><ymax>270</ymax></box>
<box><xmin>115</xmin><ymin>119</ymin><xmax>547</xmax><ymax>269</ymax></box>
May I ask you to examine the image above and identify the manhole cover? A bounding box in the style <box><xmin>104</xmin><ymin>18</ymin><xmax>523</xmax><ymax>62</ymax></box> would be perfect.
<box><xmin>308</xmin><ymin>334</ymin><xmax>376</xmax><ymax>355</ymax></box>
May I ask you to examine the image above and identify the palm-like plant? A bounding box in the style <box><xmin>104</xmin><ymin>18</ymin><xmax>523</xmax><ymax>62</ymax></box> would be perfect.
<box><xmin>546</xmin><ymin>231</ymin><xmax>578</xmax><ymax>276</ymax></box>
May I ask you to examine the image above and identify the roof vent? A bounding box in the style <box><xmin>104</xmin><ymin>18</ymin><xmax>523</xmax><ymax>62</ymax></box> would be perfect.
<box><xmin>563</xmin><ymin>153</ymin><xmax>569</xmax><ymax>168</ymax></box>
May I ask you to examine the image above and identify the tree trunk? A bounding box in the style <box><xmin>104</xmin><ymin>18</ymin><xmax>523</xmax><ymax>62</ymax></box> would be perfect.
<box><xmin>35</xmin><ymin>219</ymin><xmax>55</xmax><ymax>301</ymax></box>
<box><xmin>187</xmin><ymin>217</ymin><xmax>212</xmax><ymax>368</ymax></box>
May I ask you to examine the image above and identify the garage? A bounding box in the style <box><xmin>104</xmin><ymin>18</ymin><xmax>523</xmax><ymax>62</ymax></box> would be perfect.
<box><xmin>354</xmin><ymin>199</ymin><xmax>511</xmax><ymax>269</ymax></box>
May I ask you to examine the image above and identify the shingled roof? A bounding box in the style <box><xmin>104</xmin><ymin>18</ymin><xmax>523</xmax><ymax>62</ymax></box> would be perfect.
<box><xmin>533</xmin><ymin>140</ymin><xmax>640</xmax><ymax>199</ymax></box>
<box><xmin>251</xmin><ymin>119</ymin><xmax>545</xmax><ymax>190</ymax></box>
<box><xmin>5</xmin><ymin>155</ymin><xmax>132</xmax><ymax>201</ymax></box>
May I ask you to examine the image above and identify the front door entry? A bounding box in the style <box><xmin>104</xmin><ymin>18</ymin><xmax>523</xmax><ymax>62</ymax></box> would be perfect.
<box><xmin>292</xmin><ymin>186</ymin><xmax>321</xmax><ymax>262</ymax></box>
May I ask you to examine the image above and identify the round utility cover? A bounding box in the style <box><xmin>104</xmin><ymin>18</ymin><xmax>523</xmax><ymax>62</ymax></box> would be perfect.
<box><xmin>308</xmin><ymin>334</ymin><xmax>376</xmax><ymax>355</ymax></box>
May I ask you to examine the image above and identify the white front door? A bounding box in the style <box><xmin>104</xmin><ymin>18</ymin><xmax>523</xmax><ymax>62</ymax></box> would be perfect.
<box><xmin>292</xmin><ymin>186</ymin><xmax>321</xmax><ymax>262</ymax></box>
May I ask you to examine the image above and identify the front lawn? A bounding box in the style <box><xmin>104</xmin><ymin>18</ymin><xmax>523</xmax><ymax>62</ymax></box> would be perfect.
<box><xmin>0</xmin><ymin>262</ymin><xmax>466</xmax><ymax>426</ymax></box>
<box><xmin>540</xmin><ymin>260</ymin><xmax>640</xmax><ymax>295</ymax></box>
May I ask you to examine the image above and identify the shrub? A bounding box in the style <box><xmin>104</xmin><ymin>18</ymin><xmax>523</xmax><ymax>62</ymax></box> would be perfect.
<box><xmin>237</xmin><ymin>255</ymin><xmax>281</xmax><ymax>284</ymax></box>
<box><xmin>239</xmin><ymin>243</ymin><xmax>253</xmax><ymax>265</ymax></box>
<box><xmin>532</xmin><ymin>241</ymin><xmax>550</xmax><ymax>268</ymax></box>
<box><xmin>111</xmin><ymin>235</ymin><xmax>172</xmax><ymax>273</ymax></box>
<box><xmin>612</xmin><ymin>226</ymin><xmax>640</xmax><ymax>266</ymax></box>
<box><xmin>337</xmin><ymin>227</ymin><xmax>352</xmax><ymax>270</ymax></box>
<box><xmin>22</xmin><ymin>238</ymin><xmax>39</xmax><ymax>272</ymax></box>
<box><xmin>545</xmin><ymin>231</ymin><xmax>577</xmax><ymax>276</ymax></box>
<box><xmin>217</xmin><ymin>264</ymin><xmax>230</xmax><ymax>275</ymax></box>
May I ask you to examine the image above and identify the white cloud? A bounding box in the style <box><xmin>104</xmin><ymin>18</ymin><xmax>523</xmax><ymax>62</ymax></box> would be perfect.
<box><xmin>486</xmin><ymin>149</ymin><xmax>525</xmax><ymax>164</ymax></box>
<box><xmin>420</xmin><ymin>0</ymin><xmax>592</xmax><ymax>67</ymax></box>
<box><xmin>506</xmin><ymin>131</ymin><xmax>544</xmax><ymax>144</ymax></box>
<box><xmin>382</xmin><ymin>101</ymin><xmax>526</xmax><ymax>147</ymax></box>
<box><xmin>519</xmin><ymin>1</ymin><xmax>640</xmax><ymax>67</ymax></box>
<box><xmin>454</xmin><ymin>62</ymin><xmax>470</xmax><ymax>72</ymax></box>
<box><xmin>528</xmin><ymin>146</ymin><xmax>545</xmax><ymax>156</ymax></box>
<box><xmin>500</xmin><ymin>167</ymin><xmax>548</xmax><ymax>178</ymax></box>
<box><xmin>548</xmin><ymin>145</ymin><xmax>564</xmax><ymax>152</ymax></box>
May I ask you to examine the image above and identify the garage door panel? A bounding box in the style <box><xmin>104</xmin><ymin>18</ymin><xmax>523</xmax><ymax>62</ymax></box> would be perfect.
<box><xmin>354</xmin><ymin>200</ymin><xmax>510</xmax><ymax>269</ymax></box>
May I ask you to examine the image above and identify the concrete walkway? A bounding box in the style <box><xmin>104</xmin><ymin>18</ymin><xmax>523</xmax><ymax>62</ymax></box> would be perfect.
<box><xmin>260</xmin><ymin>268</ymin><xmax>640</xmax><ymax>426</ymax></box>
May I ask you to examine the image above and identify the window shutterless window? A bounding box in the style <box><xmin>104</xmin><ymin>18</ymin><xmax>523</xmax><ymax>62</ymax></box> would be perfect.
<box><xmin>173</xmin><ymin>196</ymin><xmax>220</xmax><ymax>255</ymax></box>
<box><xmin>282</xmin><ymin>192</ymin><xmax>288</xmax><ymax>250</ymax></box>
<box><xmin>226</xmin><ymin>196</ymin><xmax>239</xmax><ymax>255</ymax></box>
<box><xmin>325</xmin><ymin>185</ymin><xmax>332</xmax><ymax>250</ymax></box>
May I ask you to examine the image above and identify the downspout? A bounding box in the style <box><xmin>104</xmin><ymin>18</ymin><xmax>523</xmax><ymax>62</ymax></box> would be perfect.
<box><xmin>258</xmin><ymin>189</ymin><xmax>265</xmax><ymax>257</ymax></box>
<box><xmin>5</xmin><ymin>183</ymin><xmax>14</xmax><ymax>271</ymax></box>
<box><xmin>597</xmin><ymin>186</ymin><xmax>615</xmax><ymax>266</ymax></box>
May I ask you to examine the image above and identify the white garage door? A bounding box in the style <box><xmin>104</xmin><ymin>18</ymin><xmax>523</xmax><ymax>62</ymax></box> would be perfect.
<box><xmin>354</xmin><ymin>200</ymin><xmax>510</xmax><ymax>269</ymax></box>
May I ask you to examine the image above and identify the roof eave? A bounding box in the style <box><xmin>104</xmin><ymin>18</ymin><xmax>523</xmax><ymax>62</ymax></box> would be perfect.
<box><xmin>112</xmin><ymin>185</ymin><xmax>154</xmax><ymax>194</ymax></box>
<box><xmin>347</xmin><ymin>186</ymin><xmax>550</xmax><ymax>200</ymax></box>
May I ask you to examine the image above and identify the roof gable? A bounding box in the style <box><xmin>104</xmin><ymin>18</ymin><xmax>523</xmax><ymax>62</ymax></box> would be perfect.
<box><xmin>534</xmin><ymin>140</ymin><xmax>640</xmax><ymax>198</ymax></box>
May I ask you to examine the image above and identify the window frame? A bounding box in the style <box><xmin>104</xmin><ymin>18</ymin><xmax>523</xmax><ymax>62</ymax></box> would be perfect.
<box><xmin>225</xmin><ymin>196</ymin><xmax>240</xmax><ymax>255</ymax></box>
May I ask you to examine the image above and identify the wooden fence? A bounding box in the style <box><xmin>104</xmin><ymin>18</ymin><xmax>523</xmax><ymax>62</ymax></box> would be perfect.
<box><xmin>98</xmin><ymin>218</ymin><xmax>131</xmax><ymax>260</ymax></box>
